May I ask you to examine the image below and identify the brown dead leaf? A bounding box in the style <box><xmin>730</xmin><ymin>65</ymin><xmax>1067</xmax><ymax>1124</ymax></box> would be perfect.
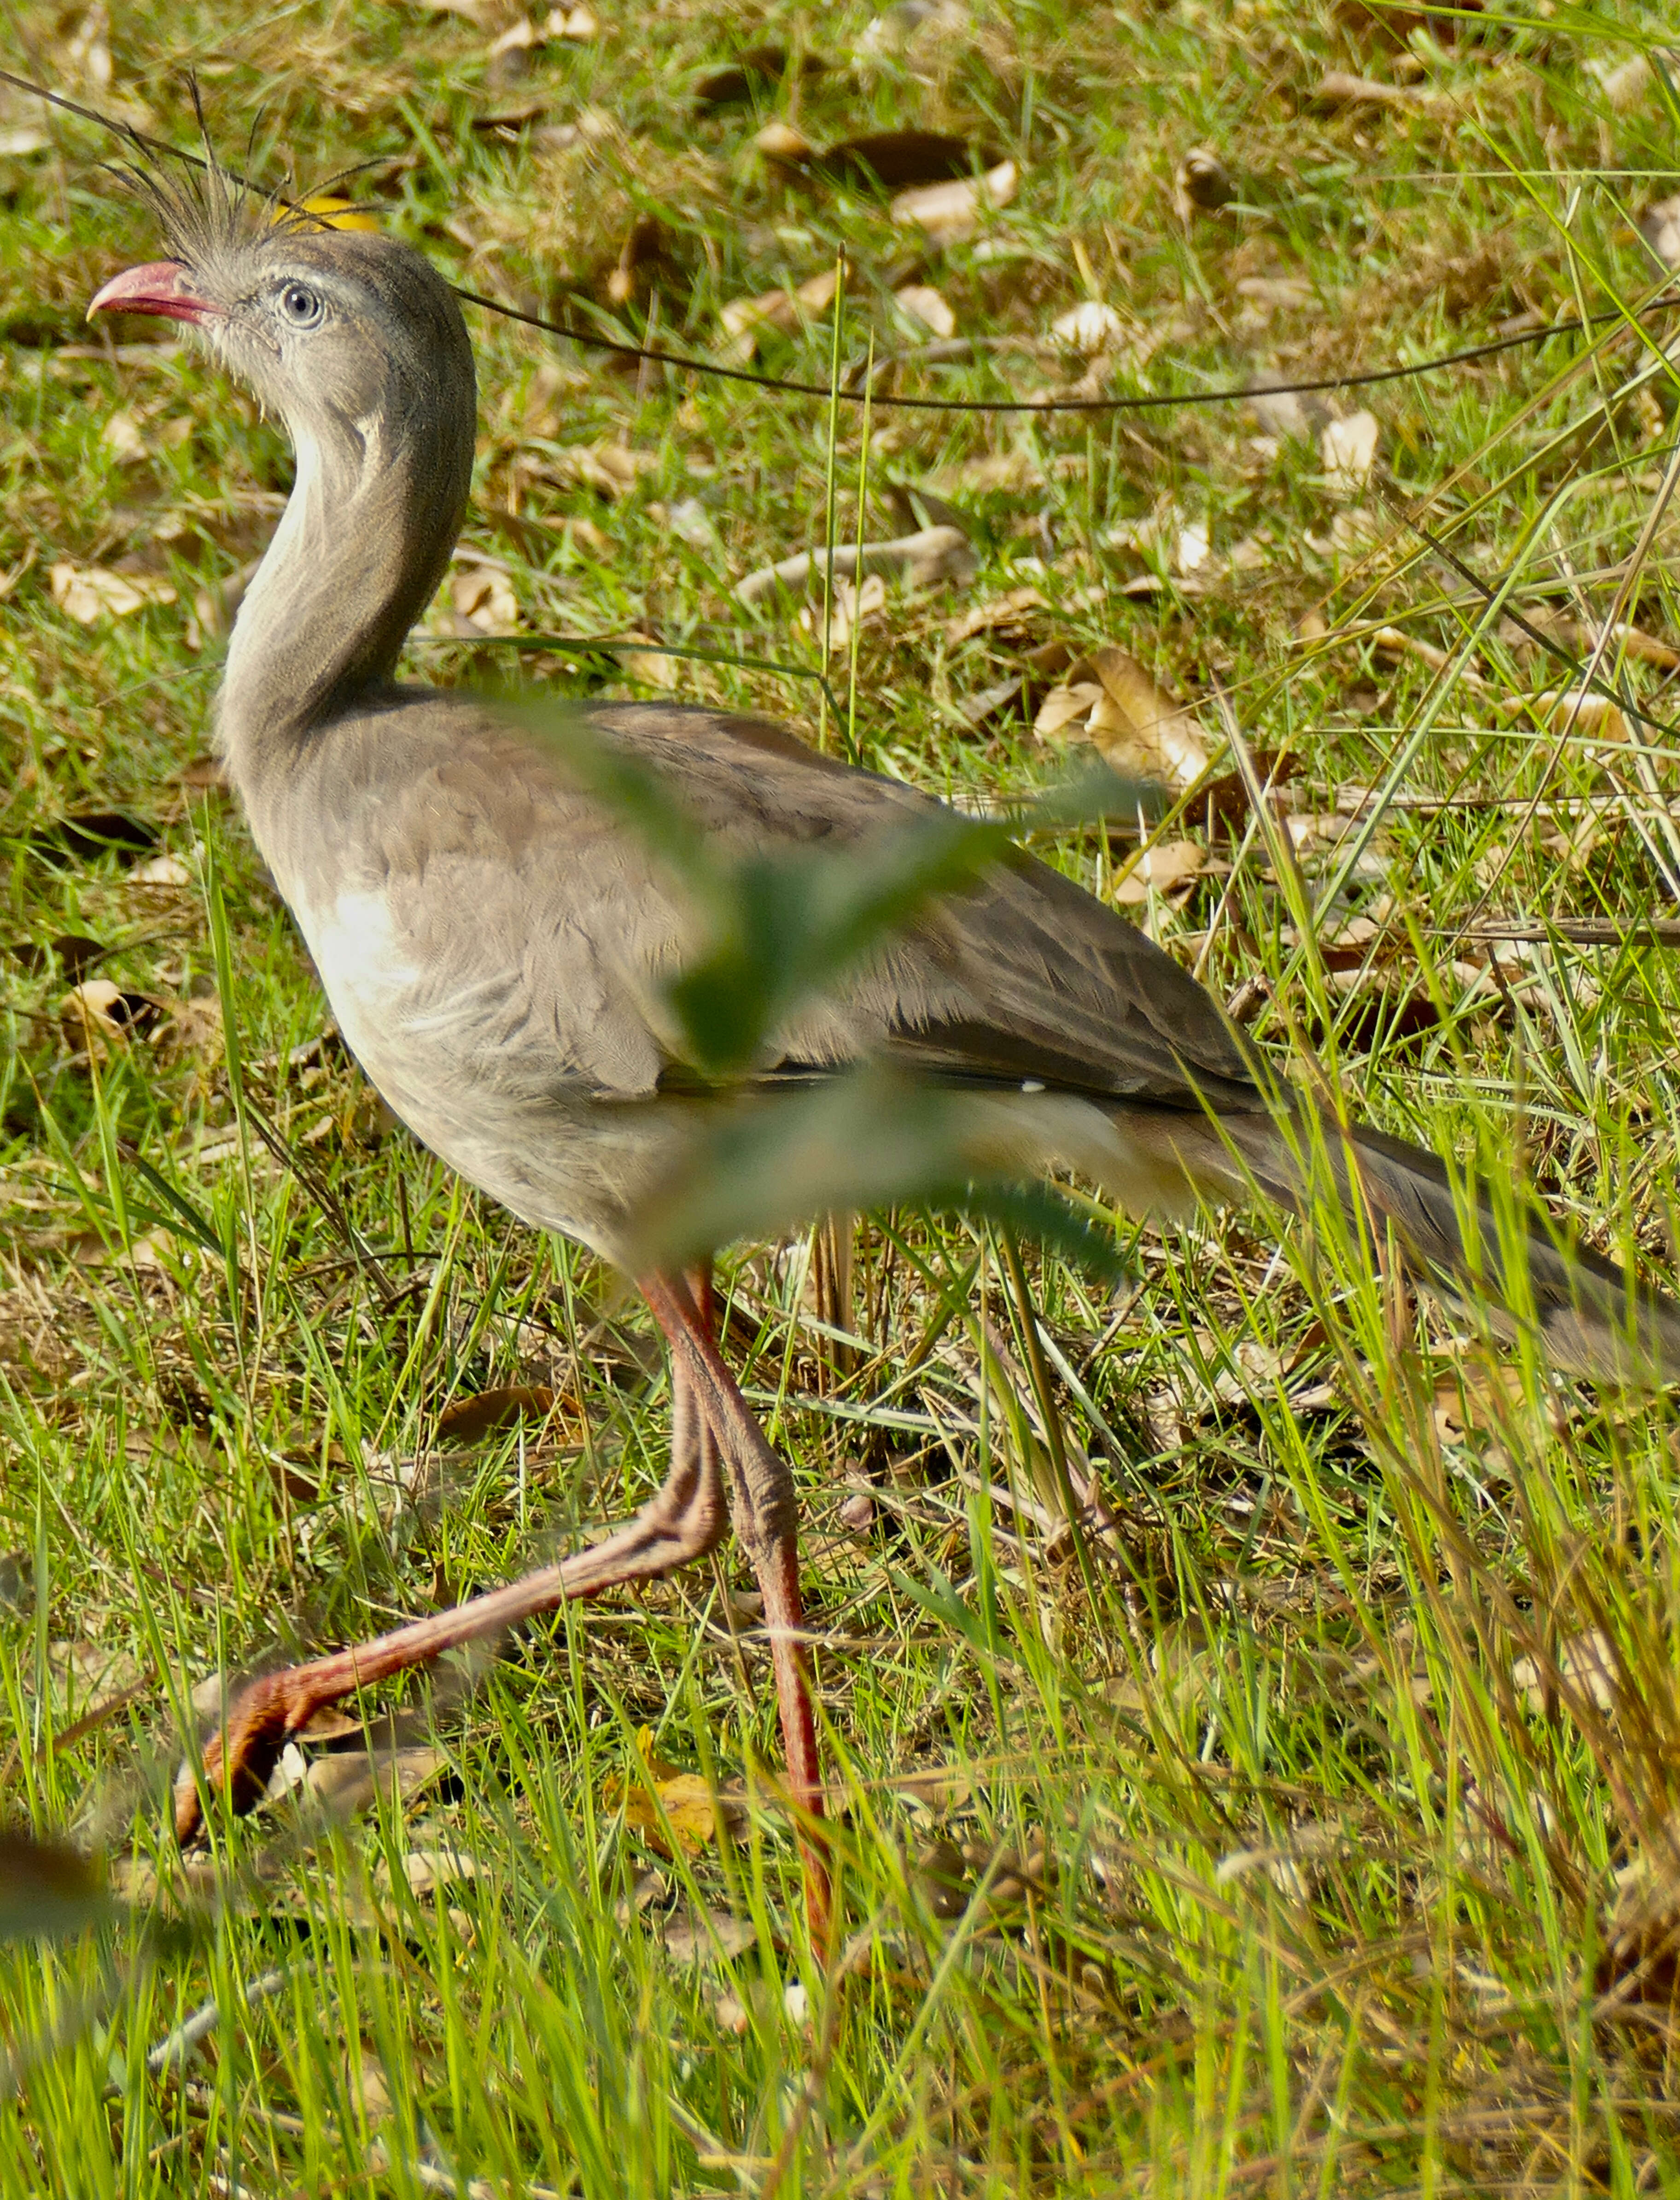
<box><xmin>614</xmin><ymin>1866</ymin><xmax>669</xmax><ymax>1925</ymax></box>
<box><xmin>190</xmin><ymin>560</ymin><xmax>259</xmax><ymax>645</ymax></box>
<box><xmin>0</xmin><ymin>1554</ymin><xmax>26</xmax><ymax>1615</ymax></box>
<box><xmin>1034</xmin><ymin>680</ymin><xmax>1103</xmax><ymax>738</ymax></box>
<box><xmin>1246</xmin><ymin>377</ymin><xmax>1330</xmax><ymax>442</ymax></box>
<box><xmin>344</xmin><ymin>2047</ymin><xmax>396</xmax><ymax>2148</ymax></box>
<box><xmin>50</xmin><ymin>1638</ymin><xmax>146</xmax><ymax>1709</ymax></box>
<box><xmin>893</xmin><ymin>282</ymin><xmax>957</xmax><ymax>337</ymax></box>
<box><xmin>60</xmin><ymin>979</ymin><xmax>163</xmax><ymax>1054</ymax></box>
<box><xmin>1598</xmin><ymin>1816</ymin><xmax>1680</xmax><ymax>2014</ymax></box>
<box><xmin>626</xmin><ymin>1774</ymin><xmax>734</xmax><ymax>1858</ymax></box>
<box><xmin>1234</xmin><ymin>275</ymin><xmax>1312</xmax><ymax>311</ymax></box>
<box><xmin>606</xmin><ymin>213</ymin><xmax>669</xmax><ymax>306</ymax></box>
<box><xmin>376</xmin><ymin>1838</ymin><xmax>485</xmax><ymax>1897</ymax></box>
<box><xmin>719</xmin><ymin>267</ymin><xmax>843</xmax><ymax>361</ymax></box>
<box><xmin>817</xmin><ymin>130</ymin><xmax>980</xmax><ymax>190</ymax></box>
<box><xmin>1517</xmin><ymin>689</ymin><xmax>1629</xmax><ymax>744</ymax></box>
<box><xmin>449</xmin><ymin>563</ymin><xmax>519</xmax><ymax>635</ymax></box>
<box><xmin>486</xmin><ymin>17</ymin><xmax>542</xmax><ymax>88</ymax></box>
<box><xmin>754</xmin><ymin>119</ymin><xmax>816</xmax><ymax>165</ymax></box>
<box><xmin>1514</xmin><ymin>1628</ymin><xmax>1618</xmax><ymax>1720</ymax></box>
<box><xmin>6</xmin><ymin>932</ymin><xmax>103</xmax><ymax>979</ymax></box>
<box><xmin>736</xmin><ymin>524</ymin><xmax>974</xmax><ymax>608</ymax></box>
<box><xmin>1311</xmin><ymin>70</ymin><xmax>1418</xmax><ymax>113</ymax></box>
<box><xmin>1284</xmin><ymin>811</ymin><xmax>1369</xmax><ymax>859</ymax></box>
<box><xmin>1320</xmin><ymin>410</ymin><xmax>1381</xmax><ymax>494</ymax></box>
<box><xmin>1551</xmin><ymin>617</ymin><xmax>1680</xmax><ymax>672</ymax></box>
<box><xmin>1430</xmin><ymin>1359</ymin><xmax>1559</xmax><ymax>1448</ymax></box>
<box><xmin>1112</xmin><ymin>838</ymin><xmax>1208</xmax><ymax>904</ymax></box>
<box><xmin>1333</xmin><ymin>0</ymin><xmax>1480</xmax><ymax>47</ymax></box>
<box><xmin>1540</xmin><ymin>811</ymin><xmax>1601</xmax><ymax>870</ymax></box>
<box><xmin>958</xmin><ymin>640</ymin><xmax>1073</xmax><ymax>731</ymax></box>
<box><xmin>837</xmin><ymin>1485</ymin><xmax>875</xmax><ymax>1532</ymax></box>
<box><xmin>290</xmin><ymin>1703</ymin><xmax>362</xmax><ymax>1742</ymax></box>
<box><xmin>1596</xmin><ymin>50</ymin><xmax>1673</xmax><ymax>112</ymax></box>
<box><xmin>35</xmin><ymin>810</ymin><xmax>157</xmax><ymax>866</ymax></box>
<box><xmin>945</xmin><ymin>586</ymin><xmax>1046</xmax><ymax>644</ymax></box>
<box><xmin>304</xmin><ymin>1744</ymin><xmax>447</xmax><ymax>1820</ymax></box>
<box><xmin>1371</xmin><ymin>624</ymin><xmax>1486</xmax><ymax>687</ymax></box>
<box><xmin>1051</xmin><ymin>299</ymin><xmax>1125</xmax><ymax>354</ymax></box>
<box><xmin>618</xmin><ymin>644</ymin><xmax>679</xmax><ymax>688</ymax></box>
<box><xmin>1174</xmin><ymin>146</ymin><xmax>1234</xmax><ymax>218</ymax></box>
<box><xmin>929</xmin><ymin>452</ymin><xmax>1041</xmax><ymax>495</ymax></box>
<box><xmin>886</xmin><ymin>1764</ymin><xmax>975</xmax><ymax>1812</ymax></box>
<box><xmin>101</xmin><ymin>408</ymin><xmax>148</xmax><ymax>462</ymax></box>
<box><xmin>662</xmin><ymin>1902</ymin><xmax>756</xmax><ymax>1963</ymax></box>
<box><xmin>605</xmin><ymin>1727</ymin><xmax>747</xmax><ymax>1860</ymax></box>
<box><xmin>436</xmin><ymin>1384</ymin><xmax>555</xmax><ymax>1445</ymax></box>
<box><xmin>1311</xmin><ymin>954</ymin><xmax>1454</xmax><ymax>1050</ymax></box>
<box><xmin>1214</xmin><ymin>1824</ymin><xmax>1343</xmax><ymax>1901</ymax></box>
<box><xmin>74</xmin><ymin>1225</ymin><xmax>196</xmax><ymax>1274</ymax></box>
<box><xmin>857</xmin><ymin>0</ymin><xmax>968</xmax><ymax>57</ymax></box>
<box><xmin>1104</xmin><ymin>1620</ymin><xmax>1221</xmax><ymax>1715</ymax></box>
<box><xmin>1640</xmin><ymin>194</ymin><xmax>1680</xmax><ymax>271</ymax></box>
<box><xmin>971</xmin><ymin>1835</ymin><xmax>1056</xmax><ymax>1908</ymax></box>
<box><xmin>891</xmin><ymin>159</ymin><xmax>1017</xmax><ymax>248</ymax></box>
<box><xmin>0</xmin><ymin>1828</ymin><xmax>113</xmax><ymax>1941</ymax></box>
<box><xmin>50</xmin><ymin>563</ymin><xmax>176</xmax><ymax>623</ymax></box>
<box><xmin>694</xmin><ymin>46</ymin><xmax>805</xmax><ymax>107</ymax></box>
<box><xmin>1193</xmin><ymin>748</ymin><xmax>1299</xmax><ymax>837</ymax></box>
<box><xmin>128</xmin><ymin>851</ymin><xmax>193</xmax><ymax>888</ymax></box>
<box><xmin>1034</xmin><ymin>646</ymin><xmax>1210</xmax><ymax>788</ymax></box>
<box><xmin>540</xmin><ymin>444</ymin><xmax>659</xmax><ymax>499</ymax></box>
<box><xmin>1103</xmin><ymin>503</ymin><xmax>1212</xmax><ymax>576</ymax></box>
<box><xmin>911</xmin><ymin>1836</ymin><xmax>971</xmax><ymax>1919</ymax></box>
<box><xmin>472</xmin><ymin>99</ymin><xmax>550</xmax><ymax>137</ymax></box>
<box><xmin>799</xmin><ymin>573</ymin><xmax>887</xmax><ymax>653</ymax></box>
<box><xmin>63</xmin><ymin>2</ymin><xmax>111</xmax><ymax>94</ymax></box>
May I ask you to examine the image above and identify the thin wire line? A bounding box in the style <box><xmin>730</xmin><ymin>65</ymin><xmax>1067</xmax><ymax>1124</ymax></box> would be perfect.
<box><xmin>409</xmin><ymin>629</ymin><xmax>846</xmax><ymax>719</ymax></box>
<box><xmin>7</xmin><ymin>64</ymin><xmax>1676</xmax><ymax>420</ymax></box>
<box><xmin>453</xmin><ymin>282</ymin><xmax>1669</xmax><ymax>415</ymax></box>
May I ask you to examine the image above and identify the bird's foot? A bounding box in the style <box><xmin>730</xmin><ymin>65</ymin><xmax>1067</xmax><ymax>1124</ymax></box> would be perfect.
<box><xmin>173</xmin><ymin>1669</ymin><xmax>314</xmax><ymax>1844</ymax></box>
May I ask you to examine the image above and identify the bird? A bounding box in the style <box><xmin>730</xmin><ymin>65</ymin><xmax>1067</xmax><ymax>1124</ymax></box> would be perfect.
<box><xmin>89</xmin><ymin>155</ymin><xmax>1680</xmax><ymax>1939</ymax></box>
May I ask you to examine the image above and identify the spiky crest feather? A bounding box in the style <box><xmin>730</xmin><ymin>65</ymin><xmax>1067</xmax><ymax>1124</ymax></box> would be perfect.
<box><xmin>105</xmin><ymin>81</ymin><xmax>343</xmax><ymax>269</ymax></box>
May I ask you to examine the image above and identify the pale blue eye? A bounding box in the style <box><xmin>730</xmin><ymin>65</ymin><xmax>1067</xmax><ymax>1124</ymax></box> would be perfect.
<box><xmin>279</xmin><ymin>283</ymin><xmax>323</xmax><ymax>328</ymax></box>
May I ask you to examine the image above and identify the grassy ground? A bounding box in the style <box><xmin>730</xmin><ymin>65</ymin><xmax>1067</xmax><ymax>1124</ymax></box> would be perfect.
<box><xmin>8</xmin><ymin>0</ymin><xmax>1680</xmax><ymax>2189</ymax></box>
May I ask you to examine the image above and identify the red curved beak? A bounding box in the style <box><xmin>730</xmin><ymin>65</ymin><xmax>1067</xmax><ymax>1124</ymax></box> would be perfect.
<box><xmin>88</xmin><ymin>261</ymin><xmax>217</xmax><ymax>327</ymax></box>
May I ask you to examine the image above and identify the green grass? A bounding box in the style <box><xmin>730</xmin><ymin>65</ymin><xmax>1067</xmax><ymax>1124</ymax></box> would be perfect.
<box><xmin>10</xmin><ymin>0</ymin><xmax>1680</xmax><ymax>2189</ymax></box>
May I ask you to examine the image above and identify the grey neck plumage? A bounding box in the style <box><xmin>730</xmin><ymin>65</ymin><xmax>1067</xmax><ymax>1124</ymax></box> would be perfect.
<box><xmin>217</xmin><ymin>374</ymin><xmax>473</xmax><ymax>775</ymax></box>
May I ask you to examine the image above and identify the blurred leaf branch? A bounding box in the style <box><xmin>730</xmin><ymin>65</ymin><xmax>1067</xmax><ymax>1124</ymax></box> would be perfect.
<box><xmin>517</xmin><ymin>701</ymin><xmax>1161</xmax><ymax>1279</ymax></box>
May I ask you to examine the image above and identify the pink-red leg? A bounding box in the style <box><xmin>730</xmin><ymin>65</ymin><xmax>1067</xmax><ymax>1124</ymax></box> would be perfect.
<box><xmin>640</xmin><ymin>1269</ymin><xmax>831</xmax><ymax>1951</ymax></box>
<box><xmin>175</xmin><ymin>1270</ymin><xmax>725</xmax><ymax>1839</ymax></box>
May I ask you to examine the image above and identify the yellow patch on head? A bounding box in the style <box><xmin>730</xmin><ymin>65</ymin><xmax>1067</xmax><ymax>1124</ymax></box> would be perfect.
<box><xmin>279</xmin><ymin>194</ymin><xmax>380</xmax><ymax>233</ymax></box>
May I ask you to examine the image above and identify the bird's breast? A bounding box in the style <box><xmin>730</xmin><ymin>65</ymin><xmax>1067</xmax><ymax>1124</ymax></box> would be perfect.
<box><xmin>300</xmin><ymin>887</ymin><xmax>424</xmax><ymax>1032</ymax></box>
<box><xmin>282</xmin><ymin>878</ymin><xmax>683</xmax><ymax>1262</ymax></box>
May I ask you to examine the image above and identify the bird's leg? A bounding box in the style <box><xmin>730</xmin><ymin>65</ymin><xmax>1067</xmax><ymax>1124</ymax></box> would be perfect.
<box><xmin>175</xmin><ymin>1268</ymin><xmax>726</xmax><ymax>1842</ymax></box>
<box><xmin>639</xmin><ymin>1269</ymin><xmax>831</xmax><ymax>1951</ymax></box>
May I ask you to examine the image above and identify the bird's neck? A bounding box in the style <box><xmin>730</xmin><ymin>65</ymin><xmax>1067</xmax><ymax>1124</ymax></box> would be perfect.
<box><xmin>217</xmin><ymin>404</ymin><xmax>470</xmax><ymax>771</ymax></box>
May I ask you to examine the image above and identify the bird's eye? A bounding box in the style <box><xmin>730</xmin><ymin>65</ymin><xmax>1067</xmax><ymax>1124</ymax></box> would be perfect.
<box><xmin>278</xmin><ymin>282</ymin><xmax>324</xmax><ymax>329</ymax></box>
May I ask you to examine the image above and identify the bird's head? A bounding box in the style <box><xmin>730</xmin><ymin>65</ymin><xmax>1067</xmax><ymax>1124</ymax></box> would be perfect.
<box><xmin>88</xmin><ymin>147</ymin><xmax>478</xmax><ymax>733</ymax></box>
<box><xmin>89</xmin><ymin>155</ymin><xmax>474</xmax><ymax>462</ymax></box>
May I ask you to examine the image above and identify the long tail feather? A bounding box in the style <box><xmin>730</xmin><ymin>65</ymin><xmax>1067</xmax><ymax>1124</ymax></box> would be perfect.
<box><xmin>1214</xmin><ymin>1110</ymin><xmax>1680</xmax><ymax>1385</ymax></box>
